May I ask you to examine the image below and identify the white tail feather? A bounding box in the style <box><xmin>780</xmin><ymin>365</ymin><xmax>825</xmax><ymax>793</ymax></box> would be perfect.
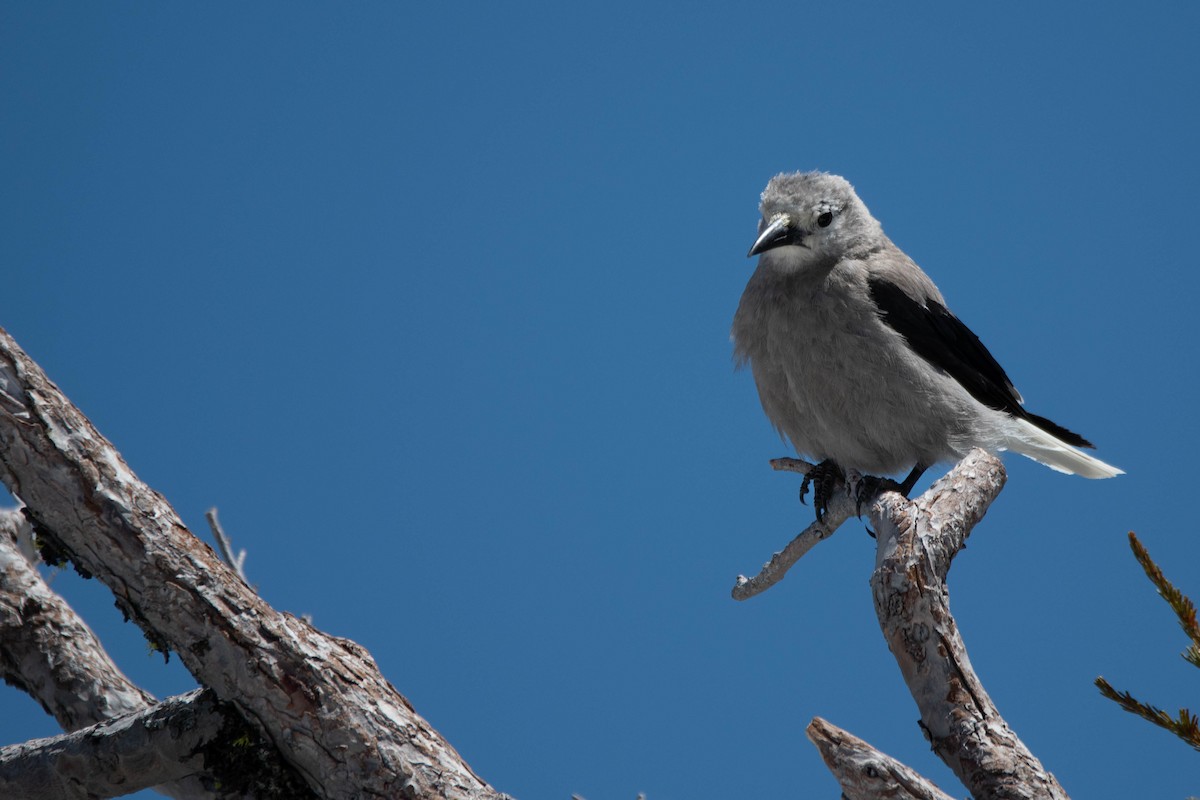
<box><xmin>1006</xmin><ymin>418</ymin><xmax>1124</xmax><ymax>479</ymax></box>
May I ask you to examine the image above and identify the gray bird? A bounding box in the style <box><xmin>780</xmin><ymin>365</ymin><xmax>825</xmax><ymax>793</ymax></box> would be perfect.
<box><xmin>732</xmin><ymin>171</ymin><xmax>1121</xmax><ymax>517</ymax></box>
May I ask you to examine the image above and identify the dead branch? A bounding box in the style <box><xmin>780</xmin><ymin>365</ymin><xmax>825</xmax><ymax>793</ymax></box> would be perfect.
<box><xmin>0</xmin><ymin>689</ymin><xmax>226</xmax><ymax>800</ymax></box>
<box><xmin>731</xmin><ymin>457</ymin><xmax>851</xmax><ymax>600</ymax></box>
<box><xmin>867</xmin><ymin>449</ymin><xmax>1069</xmax><ymax>800</ymax></box>
<box><xmin>205</xmin><ymin>507</ymin><xmax>249</xmax><ymax>586</ymax></box>
<box><xmin>741</xmin><ymin>451</ymin><xmax>1072</xmax><ymax>798</ymax></box>
<box><xmin>806</xmin><ymin>717</ymin><xmax>955</xmax><ymax>800</ymax></box>
<box><xmin>0</xmin><ymin>507</ymin><xmax>153</xmax><ymax>730</ymax></box>
<box><xmin>0</xmin><ymin>506</ymin><xmax>297</xmax><ymax>799</ymax></box>
<box><xmin>0</xmin><ymin>325</ymin><xmax>505</xmax><ymax>800</ymax></box>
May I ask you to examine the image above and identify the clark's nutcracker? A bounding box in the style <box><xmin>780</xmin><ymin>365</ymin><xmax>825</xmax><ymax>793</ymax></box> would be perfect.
<box><xmin>732</xmin><ymin>171</ymin><xmax>1122</xmax><ymax>518</ymax></box>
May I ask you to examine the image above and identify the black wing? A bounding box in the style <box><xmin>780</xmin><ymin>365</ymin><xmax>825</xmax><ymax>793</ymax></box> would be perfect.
<box><xmin>868</xmin><ymin>277</ymin><xmax>1093</xmax><ymax>448</ymax></box>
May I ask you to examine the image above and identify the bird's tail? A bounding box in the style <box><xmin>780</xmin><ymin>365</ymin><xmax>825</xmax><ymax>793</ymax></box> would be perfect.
<box><xmin>1007</xmin><ymin>418</ymin><xmax>1124</xmax><ymax>478</ymax></box>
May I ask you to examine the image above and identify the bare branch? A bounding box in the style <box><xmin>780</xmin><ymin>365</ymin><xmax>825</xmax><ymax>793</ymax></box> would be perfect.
<box><xmin>806</xmin><ymin>716</ymin><xmax>955</xmax><ymax>800</ymax></box>
<box><xmin>868</xmin><ymin>449</ymin><xmax>1069</xmax><ymax>800</ymax></box>
<box><xmin>0</xmin><ymin>505</ymin><xmax>295</xmax><ymax>799</ymax></box>
<box><xmin>205</xmin><ymin>507</ymin><xmax>249</xmax><ymax>586</ymax></box>
<box><xmin>731</xmin><ymin>457</ymin><xmax>851</xmax><ymax>600</ymax></box>
<box><xmin>1</xmin><ymin>504</ymin><xmax>38</xmax><ymax>563</ymax></box>
<box><xmin>0</xmin><ymin>689</ymin><xmax>257</xmax><ymax>800</ymax></box>
<box><xmin>731</xmin><ymin>507</ymin><xmax>848</xmax><ymax>600</ymax></box>
<box><xmin>739</xmin><ymin>451</ymin><xmax>1071</xmax><ymax>798</ymax></box>
<box><xmin>0</xmin><ymin>507</ymin><xmax>153</xmax><ymax>730</ymax></box>
<box><xmin>0</xmin><ymin>326</ymin><xmax>505</xmax><ymax>800</ymax></box>
<box><xmin>768</xmin><ymin>456</ymin><xmax>815</xmax><ymax>476</ymax></box>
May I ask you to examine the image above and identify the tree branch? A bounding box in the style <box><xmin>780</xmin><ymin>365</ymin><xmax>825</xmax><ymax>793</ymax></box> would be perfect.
<box><xmin>0</xmin><ymin>506</ymin><xmax>305</xmax><ymax>799</ymax></box>
<box><xmin>0</xmin><ymin>507</ymin><xmax>153</xmax><ymax>730</ymax></box>
<box><xmin>806</xmin><ymin>716</ymin><xmax>955</xmax><ymax>800</ymax></box>
<box><xmin>0</xmin><ymin>326</ymin><xmax>505</xmax><ymax>800</ymax></box>
<box><xmin>0</xmin><ymin>689</ymin><xmax>229</xmax><ymax>800</ymax></box>
<box><xmin>731</xmin><ymin>457</ymin><xmax>851</xmax><ymax>600</ymax></box>
<box><xmin>867</xmin><ymin>449</ymin><xmax>1069</xmax><ymax>800</ymax></box>
<box><xmin>205</xmin><ymin>507</ymin><xmax>250</xmax><ymax>587</ymax></box>
<box><xmin>1094</xmin><ymin>531</ymin><xmax>1200</xmax><ymax>750</ymax></box>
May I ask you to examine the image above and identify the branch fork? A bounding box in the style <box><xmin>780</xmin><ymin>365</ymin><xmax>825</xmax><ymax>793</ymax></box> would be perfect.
<box><xmin>737</xmin><ymin>450</ymin><xmax>1070</xmax><ymax>800</ymax></box>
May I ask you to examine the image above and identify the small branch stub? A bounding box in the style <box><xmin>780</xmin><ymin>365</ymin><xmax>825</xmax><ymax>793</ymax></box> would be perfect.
<box><xmin>806</xmin><ymin>717</ymin><xmax>955</xmax><ymax>800</ymax></box>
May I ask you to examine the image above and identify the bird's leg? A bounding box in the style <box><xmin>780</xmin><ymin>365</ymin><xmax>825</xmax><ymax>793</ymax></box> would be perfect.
<box><xmin>799</xmin><ymin>459</ymin><xmax>844</xmax><ymax>522</ymax></box>
<box><xmin>897</xmin><ymin>463</ymin><xmax>927</xmax><ymax>496</ymax></box>
<box><xmin>849</xmin><ymin>463</ymin><xmax>926</xmax><ymax>519</ymax></box>
<box><xmin>850</xmin><ymin>476</ymin><xmax>894</xmax><ymax>519</ymax></box>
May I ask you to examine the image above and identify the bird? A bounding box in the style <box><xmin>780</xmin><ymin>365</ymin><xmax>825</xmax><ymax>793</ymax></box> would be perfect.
<box><xmin>731</xmin><ymin>171</ymin><xmax>1122</xmax><ymax>519</ymax></box>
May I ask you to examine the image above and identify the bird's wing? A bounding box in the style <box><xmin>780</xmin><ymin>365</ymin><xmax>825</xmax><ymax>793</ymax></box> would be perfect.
<box><xmin>867</xmin><ymin>277</ymin><xmax>1093</xmax><ymax>448</ymax></box>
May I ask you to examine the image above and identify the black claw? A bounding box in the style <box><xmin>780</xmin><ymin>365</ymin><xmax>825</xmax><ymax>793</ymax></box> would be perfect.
<box><xmin>853</xmin><ymin>464</ymin><xmax>929</xmax><ymax>538</ymax></box>
<box><xmin>797</xmin><ymin>461</ymin><xmax>927</xmax><ymax>529</ymax></box>
<box><xmin>853</xmin><ymin>476</ymin><xmax>896</xmax><ymax>539</ymax></box>
<box><xmin>853</xmin><ymin>475</ymin><xmax>901</xmax><ymax>517</ymax></box>
<box><xmin>799</xmin><ymin>459</ymin><xmax>843</xmax><ymax>522</ymax></box>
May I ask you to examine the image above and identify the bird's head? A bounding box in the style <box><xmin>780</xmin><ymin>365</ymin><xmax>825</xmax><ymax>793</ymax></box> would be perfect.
<box><xmin>747</xmin><ymin>171</ymin><xmax>881</xmax><ymax>272</ymax></box>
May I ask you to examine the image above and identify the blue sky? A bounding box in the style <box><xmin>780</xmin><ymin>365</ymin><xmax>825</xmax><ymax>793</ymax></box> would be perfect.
<box><xmin>2</xmin><ymin>3</ymin><xmax>1198</xmax><ymax>798</ymax></box>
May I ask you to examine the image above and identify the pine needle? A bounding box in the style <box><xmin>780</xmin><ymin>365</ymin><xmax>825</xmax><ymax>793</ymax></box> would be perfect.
<box><xmin>1095</xmin><ymin>533</ymin><xmax>1200</xmax><ymax>752</ymax></box>
<box><xmin>1128</xmin><ymin>532</ymin><xmax>1200</xmax><ymax>655</ymax></box>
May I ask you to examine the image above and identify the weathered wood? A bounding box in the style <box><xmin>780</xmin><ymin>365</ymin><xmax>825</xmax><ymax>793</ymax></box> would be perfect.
<box><xmin>731</xmin><ymin>458</ymin><xmax>851</xmax><ymax>600</ymax></box>
<box><xmin>868</xmin><ymin>450</ymin><xmax>1070</xmax><ymax>800</ymax></box>
<box><xmin>0</xmin><ymin>326</ymin><xmax>505</xmax><ymax>800</ymax></box>
<box><xmin>748</xmin><ymin>452</ymin><xmax>1072</xmax><ymax>798</ymax></box>
<box><xmin>0</xmin><ymin>508</ymin><xmax>152</xmax><ymax>730</ymax></box>
<box><xmin>0</xmin><ymin>507</ymin><xmax>289</xmax><ymax>799</ymax></box>
<box><xmin>0</xmin><ymin>689</ymin><xmax>223</xmax><ymax>800</ymax></box>
<box><xmin>806</xmin><ymin>716</ymin><xmax>955</xmax><ymax>800</ymax></box>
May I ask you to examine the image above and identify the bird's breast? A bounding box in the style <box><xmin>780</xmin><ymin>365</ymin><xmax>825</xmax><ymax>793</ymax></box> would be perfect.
<box><xmin>732</xmin><ymin>266</ymin><xmax>959</xmax><ymax>473</ymax></box>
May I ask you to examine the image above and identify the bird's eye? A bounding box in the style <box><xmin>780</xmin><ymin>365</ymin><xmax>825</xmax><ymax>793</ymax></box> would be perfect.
<box><xmin>817</xmin><ymin>211</ymin><xmax>834</xmax><ymax>228</ymax></box>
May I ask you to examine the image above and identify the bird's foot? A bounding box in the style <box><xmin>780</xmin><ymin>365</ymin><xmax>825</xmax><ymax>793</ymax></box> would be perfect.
<box><xmin>799</xmin><ymin>459</ymin><xmax>844</xmax><ymax>522</ymax></box>
<box><xmin>843</xmin><ymin>465</ymin><xmax>928</xmax><ymax>537</ymax></box>
<box><xmin>847</xmin><ymin>473</ymin><xmax>902</xmax><ymax>519</ymax></box>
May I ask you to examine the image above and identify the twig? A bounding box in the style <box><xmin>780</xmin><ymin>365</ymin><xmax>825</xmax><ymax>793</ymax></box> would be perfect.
<box><xmin>1095</xmin><ymin>678</ymin><xmax>1200</xmax><ymax>751</ymax></box>
<box><xmin>768</xmin><ymin>456</ymin><xmax>814</xmax><ymax>476</ymax></box>
<box><xmin>1093</xmin><ymin>531</ymin><xmax>1200</xmax><ymax>750</ymax></box>
<box><xmin>1127</xmin><ymin>531</ymin><xmax>1200</xmax><ymax>662</ymax></box>
<box><xmin>206</xmin><ymin>506</ymin><xmax>250</xmax><ymax>585</ymax></box>
<box><xmin>731</xmin><ymin>458</ymin><xmax>852</xmax><ymax>601</ymax></box>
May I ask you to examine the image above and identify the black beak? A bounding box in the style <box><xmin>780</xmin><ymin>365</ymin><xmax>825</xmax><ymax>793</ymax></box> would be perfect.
<box><xmin>747</xmin><ymin>213</ymin><xmax>804</xmax><ymax>257</ymax></box>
